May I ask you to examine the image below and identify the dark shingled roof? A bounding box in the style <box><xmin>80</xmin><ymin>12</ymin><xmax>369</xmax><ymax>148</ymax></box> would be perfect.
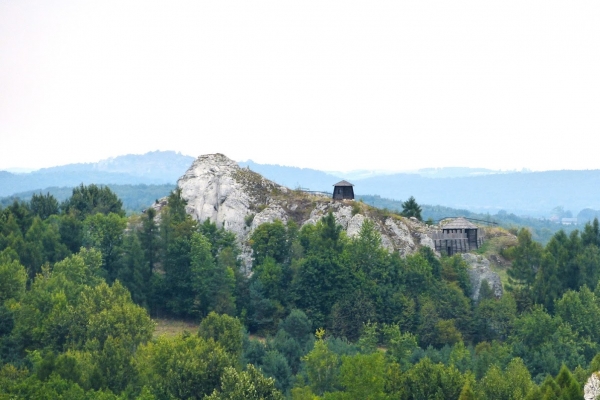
<box><xmin>333</xmin><ymin>180</ymin><xmax>354</xmax><ymax>187</ymax></box>
<box><xmin>442</xmin><ymin>217</ymin><xmax>478</xmax><ymax>230</ymax></box>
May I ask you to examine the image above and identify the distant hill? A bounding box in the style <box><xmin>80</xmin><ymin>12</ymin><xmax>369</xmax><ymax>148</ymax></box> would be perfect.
<box><xmin>233</xmin><ymin>163</ymin><xmax>600</xmax><ymax>218</ymax></box>
<box><xmin>237</xmin><ymin>160</ymin><xmax>342</xmax><ymax>191</ymax></box>
<box><xmin>352</xmin><ymin>170</ymin><xmax>600</xmax><ymax>217</ymax></box>
<box><xmin>4</xmin><ymin>153</ymin><xmax>600</xmax><ymax>219</ymax></box>
<box><xmin>0</xmin><ymin>151</ymin><xmax>194</xmax><ymax>197</ymax></box>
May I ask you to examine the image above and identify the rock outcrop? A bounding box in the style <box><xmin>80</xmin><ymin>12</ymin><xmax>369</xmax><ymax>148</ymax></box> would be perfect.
<box><xmin>461</xmin><ymin>253</ymin><xmax>503</xmax><ymax>300</ymax></box>
<box><xmin>172</xmin><ymin>154</ymin><xmax>451</xmax><ymax>270</ymax></box>
<box><xmin>585</xmin><ymin>372</ymin><xmax>600</xmax><ymax>400</ymax></box>
<box><xmin>178</xmin><ymin>153</ymin><xmax>286</xmax><ymax>239</ymax></box>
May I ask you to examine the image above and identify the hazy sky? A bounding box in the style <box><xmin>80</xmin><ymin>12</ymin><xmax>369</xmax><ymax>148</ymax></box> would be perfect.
<box><xmin>1</xmin><ymin>1</ymin><xmax>599</xmax><ymax>172</ymax></box>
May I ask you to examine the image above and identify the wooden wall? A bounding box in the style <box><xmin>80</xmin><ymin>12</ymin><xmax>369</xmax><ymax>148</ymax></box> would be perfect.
<box><xmin>431</xmin><ymin>228</ymin><xmax>485</xmax><ymax>255</ymax></box>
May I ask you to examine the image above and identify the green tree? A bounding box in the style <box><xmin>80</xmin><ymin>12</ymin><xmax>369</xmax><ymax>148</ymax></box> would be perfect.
<box><xmin>292</xmin><ymin>213</ymin><xmax>351</xmax><ymax>327</ymax></box>
<box><xmin>58</xmin><ymin>213</ymin><xmax>83</xmax><ymax>254</ymax></box>
<box><xmin>158</xmin><ymin>188</ymin><xmax>197</xmax><ymax>317</ymax></box>
<box><xmin>10</xmin><ymin>249</ymin><xmax>103</xmax><ymax>352</ymax></box>
<box><xmin>269</xmin><ymin>329</ymin><xmax>304</xmax><ymax>375</ymax></box>
<box><xmin>555</xmin><ymin>286</ymin><xmax>600</xmax><ymax>343</ymax></box>
<box><xmin>458</xmin><ymin>377</ymin><xmax>476</xmax><ymax>400</ymax></box>
<box><xmin>401</xmin><ymin>357</ymin><xmax>464</xmax><ymax>400</ymax></box>
<box><xmin>116</xmin><ymin>232</ymin><xmax>148</xmax><ymax>306</ymax></box>
<box><xmin>261</xmin><ymin>350</ymin><xmax>293</xmax><ymax>393</ymax></box>
<box><xmin>338</xmin><ymin>352</ymin><xmax>386</xmax><ymax>400</ymax></box>
<box><xmin>82</xmin><ymin>212</ymin><xmax>127</xmax><ymax>281</ymax></box>
<box><xmin>198</xmin><ymin>312</ymin><xmax>244</xmax><ymax>360</ymax></box>
<box><xmin>22</xmin><ymin>216</ymin><xmax>68</xmax><ymax>278</ymax></box>
<box><xmin>247</xmin><ymin>280</ymin><xmax>283</xmax><ymax>335</ymax></box>
<box><xmin>539</xmin><ymin>375</ymin><xmax>561</xmax><ymax>399</ymax></box>
<box><xmin>138</xmin><ymin>207</ymin><xmax>160</xmax><ymax>276</ymax></box>
<box><xmin>191</xmin><ymin>232</ymin><xmax>236</xmax><ymax>316</ymax></box>
<box><xmin>441</xmin><ymin>255</ymin><xmax>471</xmax><ymax>297</ymax></box>
<box><xmin>473</xmin><ymin>341</ymin><xmax>513</xmax><ymax>380</ymax></box>
<box><xmin>279</xmin><ymin>309</ymin><xmax>313</xmax><ymax>349</ymax></box>
<box><xmin>510</xmin><ymin>305</ymin><xmax>586</xmax><ymax>377</ymax></box>
<box><xmin>29</xmin><ymin>192</ymin><xmax>59</xmax><ymax>220</ymax></box>
<box><xmin>89</xmin><ymin>335</ymin><xmax>137</xmax><ymax>393</ymax></box>
<box><xmin>205</xmin><ymin>364</ymin><xmax>284</xmax><ymax>400</ymax></box>
<box><xmin>137</xmin><ymin>334</ymin><xmax>233</xmax><ymax>399</ymax></box>
<box><xmin>555</xmin><ymin>364</ymin><xmax>582</xmax><ymax>400</ymax></box>
<box><xmin>507</xmin><ymin>228</ymin><xmax>543</xmax><ymax>289</ymax></box>
<box><xmin>0</xmin><ymin>251</ymin><xmax>27</xmax><ymax>303</ymax></box>
<box><xmin>401</xmin><ymin>196</ymin><xmax>422</xmax><ymax>221</ymax></box>
<box><xmin>303</xmin><ymin>329</ymin><xmax>340</xmax><ymax>396</ymax></box>
<box><xmin>476</xmin><ymin>358</ymin><xmax>534</xmax><ymax>400</ymax></box>
<box><xmin>62</xmin><ymin>184</ymin><xmax>125</xmax><ymax>220</ymax></box>
<box><xmin>473</xmin><ymin>294</ymin><xmax>517</xmax><ymax>342</ymax></box>
<box><xmin>329</xmin><ymin>291</ymin><xmax>376</xmax><ymax>342</ymax></box>
<box><xmin>71</xmin><ymin>280</ymin><xmax>154</xmax><ymax>349</ymax></box>
<box><xmin>163</xmin><ymin>235</ymin><xmax>194</xmax><ymax>317</ymax></box>
<box><xmin>4</xmin><ymin>200</ymin><xmax>33</xmax><ymax>235</ymax></box>
<box><xmin>253</xmin><ymin>257</ymin><xmax>284</xmax><ymax>302</ymax></box>
<box><xmin>250</xmin><ymin>220</ymin><xmax>290</xmax><ymax>267</ymax></box>
<box><xmin>577</xmin><ymin>244</ymin><xmax>600</xmax><ymax>291</ymax></box>
<box><xmin>582</xmin><ymin>218</ymin><xmax>600</xmax><ymax>247</ymax></box>
<box><xmin>382</xmin><ymin>323</ymin><xmax>418</xmax><ymax>370</ymax></box>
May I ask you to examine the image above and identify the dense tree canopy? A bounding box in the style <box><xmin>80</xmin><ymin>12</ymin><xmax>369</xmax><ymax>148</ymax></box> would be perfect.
<box><xmin>4</xmin><ymin>187</ymin><xmax>600</xmax><ymax>398</ymax></box>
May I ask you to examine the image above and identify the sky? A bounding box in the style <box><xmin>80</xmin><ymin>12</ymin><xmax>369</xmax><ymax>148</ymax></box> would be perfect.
<box><xmin>1</xmin><ymin>1</ymin><xmax>599</xmax><ymax>173</ymax></box>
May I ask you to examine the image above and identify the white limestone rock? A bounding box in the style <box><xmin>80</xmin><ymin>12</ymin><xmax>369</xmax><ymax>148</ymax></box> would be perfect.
<box><xmin>251</xmin><ymin>204</ymin><xmax>289</xmax><ymax>231</ymax></box>
<box><xmin>461</xmin><ymin>253</ymin><xmax>503</xmax><ymax>300</ymax></box>
<box><xmin>383</xmin><ymin>218</ymin><xmax>416</xmax><ymax>256</ymax></box>
<box><xmin>346</xmin><ymin>214</ymin><xmax>366</xmax><ymax>238</ymax></box>
<box><xmin>178</xmin><ymin>154</ymin><xmax>252</xmax><ymax>239</ymax></box>
<box><xmin>585</xmin><ymin>372</ymin><xmax>600</xmax><ymax>400</ymax></box>
<box><xmin>418</xmin><ymin>233</ymin><xmax>436</xmax><ymax>252</ymax></box>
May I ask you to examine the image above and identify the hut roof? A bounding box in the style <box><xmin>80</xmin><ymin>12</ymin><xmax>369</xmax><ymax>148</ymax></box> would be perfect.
<box><xmin>333</xmin><ymin>180</ymin><xmax>354</xmax><ymax>187</ymax></box>
<box><xmin>442</xmin><ymin>217</ymin><xmax>478</xmax><ymax>230</ymax></box>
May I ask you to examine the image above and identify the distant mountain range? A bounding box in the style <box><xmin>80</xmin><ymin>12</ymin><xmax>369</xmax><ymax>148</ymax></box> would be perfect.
<box><xmin>3</xmin><ymin>151</ymin><xmax>600</xmax><ymax>218</ymax></box>
<box><xmin>239</xmin><ymin>161</ymin><xmax>600</xmax><ymax>217</ymax></box>
<box><xmin>0</xmin><ymin>151</ymin><xmax>194</xmax><ymax>197</ymax></box>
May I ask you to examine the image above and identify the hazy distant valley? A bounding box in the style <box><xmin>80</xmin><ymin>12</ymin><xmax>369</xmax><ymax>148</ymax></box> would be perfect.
<box><xmin>3</xmin><ymin>151</ymin><xmax>600</xmax><ymax>227</ymax></box>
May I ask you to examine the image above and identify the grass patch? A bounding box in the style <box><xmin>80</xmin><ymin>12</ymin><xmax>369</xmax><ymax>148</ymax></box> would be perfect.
<box><xmin>153</xmin><ymin>318</ymin><xmax>199</xmax><ymax>338</ymax></box>
<box><xmin>475</xmin><ymin>231</ymin><xmax>517</xmax><ymax>263</ymax></box>
<box><xmin>473</xmin><ymin>228</ymin><xmax>517</xmax><ymax>291</ymax></box>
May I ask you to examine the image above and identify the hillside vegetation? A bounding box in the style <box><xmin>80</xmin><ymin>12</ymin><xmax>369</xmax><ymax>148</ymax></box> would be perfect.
<box><xmin>0</xmin><ymin>184</ymin><xmax>175</xmax><ymax>214</ymax></box>
<box><xmin>3</xmin><ymin>184</ymin><xmax>600</xmax><ymax>398</ymax></box>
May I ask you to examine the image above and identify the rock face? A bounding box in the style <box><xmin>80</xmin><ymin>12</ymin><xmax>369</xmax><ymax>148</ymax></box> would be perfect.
<box><xmin>461</xmin><ymin>253</ymin><xmax>503</xmax><ymax>300</ymax></box>
<box><xmin>174</xmin><ymin>154</ymin><xmax>444</xmax><ymax>270</ymax></box>
<box><xmin>585</xmin><ymin>372</ymin><xmax>600</xmax><ymax>400</ymax></box>
<box><xmin>178</xmin><ymin>154</ymin><xmax>285</xmax><ymax>239</ymax></box>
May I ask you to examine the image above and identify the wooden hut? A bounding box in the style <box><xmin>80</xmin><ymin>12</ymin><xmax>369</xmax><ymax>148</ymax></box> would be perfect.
<box><xmin>332</xmin><ymin>180</ymin><xmax>354</xmax><ymax>200</ymax></box>
<box><xmin>430</xmin><ymin>217</ymin><xmax>485</xmax><ymax>255</ymax></box>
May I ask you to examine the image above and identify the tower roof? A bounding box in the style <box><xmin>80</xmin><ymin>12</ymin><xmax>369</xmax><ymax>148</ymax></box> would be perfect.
<box><xmin>442</xmin><ymin>217</ymin><xmax>478</xmax><ymax>230</ymax></box>
<box><xmin>333</xmin><ymin>180</ymin><xmax>354</xmax><ymax>187</ymax></box>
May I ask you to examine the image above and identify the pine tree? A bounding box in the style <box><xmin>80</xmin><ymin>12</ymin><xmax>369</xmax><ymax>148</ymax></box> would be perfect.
<box><xmin>401</xmin><ymin>196</ymin><xmax>422</xmax><ymax>221</ymax></box>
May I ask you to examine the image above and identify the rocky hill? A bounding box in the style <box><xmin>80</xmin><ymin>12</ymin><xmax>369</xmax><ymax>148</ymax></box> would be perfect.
<box><xmin>171</xmin><ymin>154</ymin><xmax>436</xmax><ymax>265</ymax></box>
<box><xmin>170</xmin><ymin>154</ymin><xmax>508</xmax><ymax>300</ymax></box>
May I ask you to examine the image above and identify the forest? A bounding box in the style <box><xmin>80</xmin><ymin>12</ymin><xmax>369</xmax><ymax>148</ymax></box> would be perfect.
<box><xmin>2</xmin><ymin>184</ymin><xmax>600</xmax><ymax>399</ymax></box>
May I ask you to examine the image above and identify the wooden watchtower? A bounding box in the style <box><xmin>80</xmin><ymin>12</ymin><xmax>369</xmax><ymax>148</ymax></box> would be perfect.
<box><xmin>431</xmin><ymin>217</ymin><xmax>485</xmax><ymax>255</ymax></box>
<box><xmin>332</xmin><ymin>180</ymin><xmax>354</xmax><ymax>200</ymax></box>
